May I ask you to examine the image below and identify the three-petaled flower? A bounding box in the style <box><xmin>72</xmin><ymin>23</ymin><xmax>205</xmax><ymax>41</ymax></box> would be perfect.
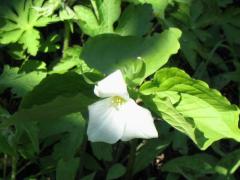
<box><xmin>87</xmin><ymin>70</ymin><xmax>158</xmax><ymax>144</ymax></box>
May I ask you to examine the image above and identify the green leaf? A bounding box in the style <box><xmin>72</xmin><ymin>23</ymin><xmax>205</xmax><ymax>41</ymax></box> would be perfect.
<box><xmin>81</xmin><ymin>172</ymin><xmax>96</xmax><ymax>180</ymax></box>
<box><xmin>0</xmin><ymin>133</ymin><xmax>15</xmax><ymax>155</ymax></box>
<box><xmin>162</xmin><ymin>154</ymin><xmax>218</xmax><ymax>180</ymax></box>
<box><xmin>124</xmin><ymin>0</ymin><xmax>172</xmax><ymax>18</ymax></box>
<box><xmin>91</xmin><ymin>142</ymin><xmax>113</xmax><ymax>161</ymax></box>
<box><xmin>133</xmin><ymin>135</ymin><xmax>171</xmax><ymax>174</ymax></box>
<box><xmin>74</xmin><ymin>5</ymin><xmax>100</xmax><ymax>36</ymax></box>
<box><xmin>20</xmin><ymin>71</ymin><xmax>94</xmax><ymax>109</ymax></box>
<box><xmin>83</xmin><ymin>153</ymin><xmax>102</xmax><ymax>171</ymax></box>
<box><xmin>96</xmin><ymin>0</ymin><xmax>121</xmax><ymax>33</ymax></box>
<box><xmin>116</xmin><ymin>4</ymin><xmax>153</xmax><ymax>36</ymax></box>
<box><xmin>106</xmin><ymin>163</ymin><xmax>126</xmax><ymax>180</ymax></box>
<box><xmin>16</xmin><ymin>120</ymin><xmax>39</xmax><ymax>154</ymax></box>
<box><xmin>0</xmin><ymin>63</ymin><xmax>47</xmax><ymax>97</ymax></box>
<box><xmin>140</xmin><ymin>67</ymin><xmax>240</xmax><ymax>149</ymax></box>
<box><xmin>39</xmin><ymin>33</ymin><xmax>61</xmax><ymax>53</ymax></box>
<box><xmin>81</xmin><ymin>28</ymin><xmax>181</xmax><ymax>83</ymax></box>
<box><xmin>215</xmin><ymin>149</ymin><xmax>240</xmax><ymax>175</ymax></box>
<box><xmin>56</xmin><ymin>158</ymin><xmax>80</xmax><ymax>180</ymax></box>
<box><xmin>74</xmin><ymin>0</ymin><xmax>121</xmax><ymax>36</ymax></box>
<box><xmin>51</xmin><ymin>46</ymin><xmax>91</xmax><ymax>74</ymax></box>
<box><xmin>0</xmin><ymin>0</ymin><xmax>58</xmax><ymax>55</ymax></box>
<box><xmin>40</xmin><ymin>112</ymin><xmax>86</xmax><ymax>160</ymax></box>
<box><xmin>8</xmin><ymin>95</ymin><xmax>90</xmax><ymax>160</ymax></box>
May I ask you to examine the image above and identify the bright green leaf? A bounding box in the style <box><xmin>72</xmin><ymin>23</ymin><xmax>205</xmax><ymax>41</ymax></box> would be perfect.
<box><xmin>0</xmin><ymin>0</ymin><xmax>58</xmax><ymax>55</ymax></box>
<box><xmin>116</xmin><ymin>4</ymin><xmax>153</xmax><ymax>36</ymax></box>
<box><xmin>74</xmin><ymin>0</ymin><xmax>121</xmax><ymax>36</ymax></box>
<box><xmin>0</xmin><ymin>63</ymin><xmax>47</xmax><ymax>97</ymax></box>
<box><xmin>140</xmin><ymin>67</ymin><xmax>240</xmax><ymax>149</ymax></box>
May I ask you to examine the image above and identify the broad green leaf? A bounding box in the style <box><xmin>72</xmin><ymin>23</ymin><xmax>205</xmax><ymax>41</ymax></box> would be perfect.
<box><xmin>106</xmin><ymin>163</ymin><xmax>126</xmax><ymax>180</ymax></box>
<box><xmin>20</xmin><ymin>72</ymin><xmax>94</xmax><ymax>109</ymax></box>
<box><xmin>142</xmin><ymin>96</ymin><xmax>205</xmax><ymax>148</ymax></box>
<box><xmin>162</xmin><ymin>154</ymin><xmax>218</xmax><ymax>180</ymax></box>
<box><xmin>81</xmin><ymin>28</ymin><xmax>181</xmax><ymax>84</ymax></box>
<box><xmin>0</xmin><ymin>0</ymin><xmax>58</xmax><ymax>55</ymax></box>
<box><xmin>116</xmin><ymin>4</ymin><xmax>153</xmax><ymax>36</ymax></box>
<box><xmin>140</xmin><ymin>67</ymin><xmax>240</xmax><ymax>149</ymax></box>
<box><xmin>56</xmin><ymin>158</ymin><xmax>80</xmax><ymax>180</ymax></box>
<box><xmin>215</xmin><ymin>149</ymin><xmax>240</xmax><ymax>175</ymax></box>
<box><xmin>74</xmin><ymin>0</ymin><xmax>121</xmax><ymax>36</ymax></box>
<box><xmin>91</xmin><ymin>142</ymin><xmax>113</xmax><ymax>161</ymax></box>
<box><xmin>0</xmin><ymin>63</ymin><xmax>47</xmax><ymax>97</ymax></box>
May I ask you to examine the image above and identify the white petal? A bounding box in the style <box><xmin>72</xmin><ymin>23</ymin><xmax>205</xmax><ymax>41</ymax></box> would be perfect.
<box><xmin>119</xmin><ymin>99</ymin><xmax>158</xmax><ymax>141</ymax></box>
<box><xmin>87</xmin><ymin>98</ymin><xmax>126</xmax><ymax>144</ymax></box>
<box><xmin>94</xmin><ymin>70</ymin><xmax>129</xmax><ymax>98</ymax></box>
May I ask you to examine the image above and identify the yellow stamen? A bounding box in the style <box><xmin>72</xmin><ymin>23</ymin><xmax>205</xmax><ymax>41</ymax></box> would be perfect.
<box><xmin>111</xmin><ymin>96</ymin><xmax>126</xmax><ymax>107</ymax></box>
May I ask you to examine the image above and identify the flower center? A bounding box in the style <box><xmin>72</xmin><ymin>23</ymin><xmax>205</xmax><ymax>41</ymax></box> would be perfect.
<box><xmin>111</xmin><ymin>96</ymin><xmax>126</xmax><ymax>107</ymax></box>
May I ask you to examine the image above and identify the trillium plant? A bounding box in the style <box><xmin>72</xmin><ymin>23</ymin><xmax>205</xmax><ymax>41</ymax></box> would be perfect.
<box><xmin>0</xmin><ymin>0</ymin><xmax>240</xmax><ymax>179</ymax></box>
<box><xmin>87</xmin><ymin>70</ymin><xmax>158</xmax><ymax>143</ymax></box>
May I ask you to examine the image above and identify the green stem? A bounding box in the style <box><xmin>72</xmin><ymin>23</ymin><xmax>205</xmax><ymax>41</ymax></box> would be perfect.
<box><xmin>63</xmin><ymin>21</ymin><xmax>71</xmax><ymax>54</ymax></box>
<box><xmin>125</xmin><ymin>140</ymin><xmax>137</xmax><ymax>180</ymax></box>
<box><xmin>76</xmin><ymin>135</ymin><xmax>88</xmax><ymax>178</ymax></box>
<box><xmin>90</xmin><ymin>0</ymin><xmax>100</xmax><ymax>21</ymax></box>
<box><xmin>11</xmin><ymin>156</ymin><xmax>17</xmax><ymax>180</ymax></box>
<box><xmin>3</xmin><ymin>154</ymin><xmax>7</xmax><ymax>179</ymax></box>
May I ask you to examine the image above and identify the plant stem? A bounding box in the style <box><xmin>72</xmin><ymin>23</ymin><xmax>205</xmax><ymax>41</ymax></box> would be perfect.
<box><xmin>125</xmin><ymin>140</ymin><xmax>137</xmax><ymax>180</ymax></box>
<box><xmin>11</xmin><ymin>156</ymin><xmax>17</xmax><ymax>180</ymax></box>
<box><xmin>76</xmin><ymin>135</ymin><xmax>87</xmax><ymax>179</ymax></box>
<box><xmin>63</xmin><ymin>21</ymin><xmax>71</xmax><ymax>54</ymax></box>
<box><xmin>3</xmin><ymin>154</ymin><xmax>7</xmax><ymax>179</ymax></box>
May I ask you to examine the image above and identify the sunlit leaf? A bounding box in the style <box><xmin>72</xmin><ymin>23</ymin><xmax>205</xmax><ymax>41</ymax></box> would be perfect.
<box><xmin>81</xmin><ymin>28</ymin><xmax>181</xmax><ymax>84</ymax></box>
<box><xmin>0</xmin><ymin>62</ymin><xmax>47</xmax><ymax>97</ymax></box>
<box><xmin>0</xmin><ymin>0</ymin><xmax>58</xmax><ymax>55</ymax></box>
<box><xmin>140</xmin><ymin>67</ymin><xmax>240</xmax><ymax>149</ymax></box>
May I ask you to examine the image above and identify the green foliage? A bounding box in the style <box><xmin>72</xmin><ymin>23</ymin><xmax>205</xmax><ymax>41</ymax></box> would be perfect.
<box><xmin>81</xmin><ymin>28</ymin><xmax>181</xmax><ymax>83</ymax></box>
<box><xmin>115</xmin><ymin>4</ymin><xmax>153</xmax><ymax>36</ymax></box>
<box><xmin>106</xmin><ymin>163</ymin><xmax>126</xmax><ymax>180</ymax></box>
<box><xmin>162</xmin><ymin>153</ymin><xmax>218</xmax><ymax>179</ymax></box>
<box><xmin>56</xmin><ymin>157</ymin><xmax>80</xmax><ymax>180</ymax></box>
<box><xmin>0</xmin><ymin>0</ymin><xmax>239</xmax><ymax>179</ymax></box>
<box><xmin>74</xmin><ymin>0</ymin><xmax>121</xmax><ymax>36</ymax></box>
<box><xmin>91</xmin><ymin>142</ymin><xmax>113</xmax><ymax>161</ymax></box>
<box><xmin>0</xmin><ymin>0</ymin><xmax>58</xmax><ymax>55</ymax></box>
<box><xmin>0</xmin><ymin>61</ymin><xmax>47</xmax><ymax>97</ymax></box>
<box><xmin>140</xmin><ymin>67</ymin><xmax>240</xmax><ymax>149</ymax></box>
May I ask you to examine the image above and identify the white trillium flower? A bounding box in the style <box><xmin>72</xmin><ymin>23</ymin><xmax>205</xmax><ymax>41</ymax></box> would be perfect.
<box><xmin>87</xmin><ymin>70</ymin><xmax>158</xmax><ymax>144</ymax></box>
